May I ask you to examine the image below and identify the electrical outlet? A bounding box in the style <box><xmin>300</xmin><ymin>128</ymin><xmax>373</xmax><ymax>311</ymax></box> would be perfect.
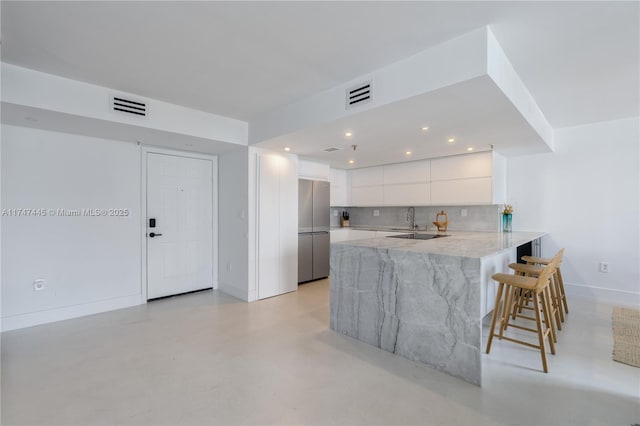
<box><xmin>333</xmin><ymin>210</ymin><xmax>338</xmax><ymax>217</ymax></box>
<box><xmin>373</xmin><ymin>210</ymin><xmax>380</xmax><ymax>217</ymax></box>
<box><xmin>599</xmin><ymin>262</ymin><xmax>610</xmax><ymax>273</ymax></box>
<box><xmin>33</xmin><ymin>279</ymin><xmax>46</xmax><ymax>291</ymax></box>
<box><xmin>461</xmin><ymin>209</ymin><xmax>467</xmax><ymax>217</ymax></box>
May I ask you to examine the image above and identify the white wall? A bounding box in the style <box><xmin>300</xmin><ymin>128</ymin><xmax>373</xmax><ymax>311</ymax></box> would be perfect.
<box><xmin>217</xmin><ymin>147</ymin><xmax>250</xmax><ymax>301</ymax></box>
<box><xmin>2</xmin><ymin>63</ymin><xmax>248</xmax><ymax>146</ymax></box>
<box><xmin>508</xmin><ymin>117</ymin><xmax>640</xmax><ymax>306</ymax></box>
<box><xmin>1</xmin><ymin>125</ymin><xmax>142</xmax><ymax>330</ymax></box>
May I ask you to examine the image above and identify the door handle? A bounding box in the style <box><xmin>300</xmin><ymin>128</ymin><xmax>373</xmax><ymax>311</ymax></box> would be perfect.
<box><xmin>149</xmin><ymin>232</ymin><xmax>163</xmax><ymax>238</ymax></box>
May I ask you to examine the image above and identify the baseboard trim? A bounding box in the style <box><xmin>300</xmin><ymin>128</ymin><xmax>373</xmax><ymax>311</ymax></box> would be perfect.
<box><xmin>565</xmin><ymin>283</ymin><xmax>640</xmax><ymax>308</ymax></box>
<box><xmin>218</xmin><ymin>282</ymin><xmax>249</xmax><ymax>302</ymax></box>
<box><xmin>2</xmin><ymin>294</ymin><xmax>142</xmax><ymax>332</ymax></box>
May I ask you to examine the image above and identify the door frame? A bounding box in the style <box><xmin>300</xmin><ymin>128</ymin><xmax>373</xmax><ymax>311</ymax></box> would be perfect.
<box><xmin>140</xmin><ymin>145</ymin><xmax>219</xmax><ymax>302</ymax></box>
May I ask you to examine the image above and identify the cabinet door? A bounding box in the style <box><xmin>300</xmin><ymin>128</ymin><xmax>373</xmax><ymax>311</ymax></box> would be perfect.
<box><xmin>431</xmin><ymin>152</ymin><xmax>492</xmax><ymax>181</ymax></box>
<box><xmin>351</xmin><ymin>186</ymin><xmax>384</xmax><ymax>206</ymax></box>
<box><xmin>258</xmin><ymin>154</ymin><xmax>281</xmax><ymax>299</ymax></box>
<box><xmin>258</xmin><ymin>153</ymin><xmax>298</xmax><ymax>299</ymax></box>
<box><xmin>430</xmin><ymin>177</ymin><xmax>492</xmax><ymax>205</ymax></box>
<box><xmin>383</xmin><ymin>183</ymin><xmax>430</xmax><ymax>206</ymax></box>
<box><xmin>383</xmin><ymin>160</ymin><xmax>429</xmax><ymax>184</ymax></box>
<box><xmin>279</xmin><ymin>155</ymin><xmax>299</xmax><ymax>295</ymax></box>
<box><xmin>350</xmin><ymin>167</ymin><xmax>384</xmax><ymax>187</ymax></box>
<box><xmin>329</xmin><ymin>168</ymin><xmax>348</xmax><ymax>206</ymax></box>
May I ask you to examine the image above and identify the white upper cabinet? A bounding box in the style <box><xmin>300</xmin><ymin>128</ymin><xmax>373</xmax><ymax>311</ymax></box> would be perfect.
<box><xmin>351</xmin><ymin>185</ymin><xmax>384</xmax><ymax>206</ymax></box>
<box><xmin>431</xmin><ymin>152</ymin><xmax>506</xmax><ymax>205</ymax></box>
<box><xmin>349</xmin><ymin>166</ymin><xmax>384</xmax><ymax>206</ymax></box>
<box><xmin>350</xmin><ymin>166</ymin><xmax>384</xmax><ymax>187</ymax></box>
<box><xmin>346</xmin><ymin>151</ymin><xmax>506</xmax><ymax>207</ymax></box>
<box><xmin>383</xmin><ymin>183</ymin><xmax>430</xmax><ymax>205</ymax></box>
<box><xmin>329</xmin><ymin>168</ymin><xmax>349</xmax><ymax>206</ymax></box>
<box><xmin>383</xmin><ymin>160</ymin><xmax>429</xmax><ymax>184</ymax></box>
<box><xmin>381</xmin><ymin>160</ymin><xmax>430</xmax><ymax>205</ymax></box>
<box><xmin>430</xmin><ymin>151</ymin><xmax>492</xmax><ymax>181</ymax></box>
<box><xmin>431</xmin><ymin>177</ymin><xmax>493</xmax><ymax>204</ymax></box>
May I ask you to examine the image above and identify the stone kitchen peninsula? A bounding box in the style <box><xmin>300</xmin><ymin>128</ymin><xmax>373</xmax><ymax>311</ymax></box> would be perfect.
<box><xmin>330</xmin><ymin>231</ymin><xmax>545</xmax><ymax>386</ymax></box>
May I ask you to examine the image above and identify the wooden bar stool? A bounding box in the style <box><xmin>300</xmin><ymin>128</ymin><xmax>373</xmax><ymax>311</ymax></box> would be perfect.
<box><xmin>522</xmin><ymin>253</ymin><xmax>569</xmax><ymax>315</ymax></box>
<box><xmin>508</xmin><ymin>248</ymin><xmax>565</xmax><ymax>338</ymax></box>
<box><xmin>505</xmin><ymin>263</ymin><xmax>559</xmax><ymax>343</ymax></box>
<box><xmin>485</xmin><ymin>254</ymin><xmax>560</xmax><ymax>373</ymax></box>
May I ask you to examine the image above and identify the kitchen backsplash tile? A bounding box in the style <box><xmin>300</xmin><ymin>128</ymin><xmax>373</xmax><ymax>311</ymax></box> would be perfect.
<box><xmin>330</xmin><ymin>205</ymin><xmax>502</xmax><ymax>232</ymax></box>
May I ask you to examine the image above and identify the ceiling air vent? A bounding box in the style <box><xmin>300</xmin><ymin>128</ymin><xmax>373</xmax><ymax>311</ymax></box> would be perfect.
<box><xmin>323</xmin><ymin>147</ymin><xmax>342</xmax><ymax>153</ymax></box>
<box><xmin>345</xmin><ymin>80</ymin><xmax>373</xmax><ymax>110</ymax></box>
<box><xmin>111</xmin><ymin>95</ymin><xmax>147</xmax><ymax>117</ymax></box>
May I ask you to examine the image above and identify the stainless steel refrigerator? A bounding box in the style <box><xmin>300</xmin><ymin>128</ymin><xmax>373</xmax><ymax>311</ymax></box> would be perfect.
<box><xmin>298</xmin><ymin>179</ymin><xmax>330</xmax><ymax>283</ymax></box>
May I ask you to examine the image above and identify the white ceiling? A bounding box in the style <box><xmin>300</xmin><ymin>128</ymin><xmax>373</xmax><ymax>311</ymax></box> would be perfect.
<box><xmin>257</xmin><ymin>76</ymin><xmax>546</xmax><ymax>169</ymax></box>
<box><xmin>2</xmin><ymin>1</ymin><xmax>638</xmax><ymax>128</ymax></box>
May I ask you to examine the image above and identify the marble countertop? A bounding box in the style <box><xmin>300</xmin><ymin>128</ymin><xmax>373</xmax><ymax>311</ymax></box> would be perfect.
<box><xmin>331</xmin><ymin>226</ymin><xmax>415</xmax><ymax>232</ymax></box>
<box><xmin>331</xmin><ymin>230</ymin><xmax>546</xmax><ymax>259</ymax></box>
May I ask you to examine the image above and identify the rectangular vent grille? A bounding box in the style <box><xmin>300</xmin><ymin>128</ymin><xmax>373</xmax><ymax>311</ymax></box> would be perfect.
<box><xmin>111</xmin><ymin>95</ymin><xmax>147</xmax><ymax>117</ymax></box>
<box><xmin>346</xmin><ymin>80</ymin><xmax>373</xmax><ymax>110</ymax></box>
<box><xmin>323</xmin><ymin>147</ymin><xmax>342</xmax><ymax>153</ymax></box>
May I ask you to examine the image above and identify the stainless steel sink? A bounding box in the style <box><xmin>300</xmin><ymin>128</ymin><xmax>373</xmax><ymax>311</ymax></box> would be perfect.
<box><xmin>387</xmin><ymin>233</ymin><xmax>449</xmax><ymax>240</ymax></box>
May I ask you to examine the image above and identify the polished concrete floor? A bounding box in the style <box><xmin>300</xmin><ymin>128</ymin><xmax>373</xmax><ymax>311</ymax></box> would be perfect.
<box><xmin>2</xmin><ymin>279</ymin><xmax>639</xmax><ymax>425</ymax></box>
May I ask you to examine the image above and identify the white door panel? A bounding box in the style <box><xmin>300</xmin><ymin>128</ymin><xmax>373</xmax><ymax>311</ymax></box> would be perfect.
<box><xmin>258</xmin><ymin>154</ymin><xmax>281</xmax><ymax>299</ymax></box>
<box><xmin>147</xmin><ymin>153</ymin><xmax>213</xmax><ymax>299</ymax></box>
<box><xmin>257</xmin><ymin>153</ymin><xmax>298</xmax><ymax>299</ymax></box>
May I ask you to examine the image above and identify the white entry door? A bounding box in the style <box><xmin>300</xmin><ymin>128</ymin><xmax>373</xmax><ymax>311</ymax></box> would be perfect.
<box><xmin>147</xmin><ymin>153</ymin><xmax>214</xmax><ymax>299</ymax></box>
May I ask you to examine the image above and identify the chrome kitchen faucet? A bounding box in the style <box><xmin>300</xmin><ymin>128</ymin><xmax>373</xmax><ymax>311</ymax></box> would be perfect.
<box><xmin>407</xmin><ymin>207</ymin><xmax>417</xmax><ymax>231</ymax></box>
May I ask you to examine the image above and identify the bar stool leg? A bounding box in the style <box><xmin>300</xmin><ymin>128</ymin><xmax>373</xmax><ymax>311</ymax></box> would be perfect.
<box><xmin>541</xmin><ymin>288</ymin><xmax>556</xmax><ymax>355</ymax></box>
<box><xmin>533</xmin><ymin>291</ymin><xmax>549</xmax><ymax>373</ymax></box>
<box><xmin>551</xmin><ymin>272</ymin><xmax>565</xmax><ymax>325</ymax></box>
<box><xmin>543</xmin><ymin>285</ymin><xmax>558</xmax><ymax>343</ymax></box>
<box><xmin>557</xmin><ymin>268</ymin><xmax>569</xmax><ymax>314</ymax></box>
<box><xmin>486</xmin><ymin>282</ymin><xmax>505</xmax><ymax>354</ymax></box>
<box><xmin>500</xmin><ymin>285</ymin><xmax>515</xmax><ymax>337</ymax></box>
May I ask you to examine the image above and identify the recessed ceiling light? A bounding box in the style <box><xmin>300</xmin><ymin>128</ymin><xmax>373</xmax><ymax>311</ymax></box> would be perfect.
<box><xmin>448</xmin><ymin>138</ymin><xmax>455</xmax><ymax>143</ymax></box>
<box><xmin>420</xmin><ymin>126</ymin><xmax>429</xmax><ymax>131</ymax></box>
<box><xmin>284</xmin><ymin>147</ymin><xmax>291</xmax><ymax>152</ymax></box>
<box><xmin>348</xmin><ymin>160</ymin><xmax>355</xmax><ymax>164</ymax></box>
<box><xmin>345</xmin><ymin>132</ymin><xmax>353</xmax><ymax>137</ymax></box>
<box><xmin>405</xmin><ymin>151</ymin><xmax>412</xmax><ymax>155</ymax></box>
<box><xmin>467</xmin><ymin>147</ymin><xmax>474</xmax><ymax>151</ymax></box>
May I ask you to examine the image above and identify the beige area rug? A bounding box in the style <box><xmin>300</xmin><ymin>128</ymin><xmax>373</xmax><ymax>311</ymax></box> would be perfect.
<box><xmin>612</xmin><ymin>306</ymin><xmax>640</xmax><ymax>368</ymax></box>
